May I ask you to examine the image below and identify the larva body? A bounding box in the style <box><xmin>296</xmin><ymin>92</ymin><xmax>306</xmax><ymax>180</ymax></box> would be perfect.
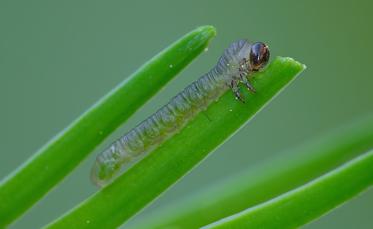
<box><xmin>91</xmin><ymin>39</ymin><xmax>270</xmax><ymax>187</ymax></box>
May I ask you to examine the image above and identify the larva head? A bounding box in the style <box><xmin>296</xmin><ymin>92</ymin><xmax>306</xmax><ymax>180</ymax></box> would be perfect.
<box><xmin>249</xmin><ymin>42</ymin><xmax>270</xmax><ymax>71</ymax></box>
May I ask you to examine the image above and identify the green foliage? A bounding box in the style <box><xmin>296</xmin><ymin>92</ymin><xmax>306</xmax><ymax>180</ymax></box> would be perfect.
<box><xmin>127</xmin><ymin>118</ymin><xmax>373</xmax><ymax>229</ymax></box>
<box><xmin>4</xmin><ymin>24</ymin><xmax>367</xmax><ymax>229</ymax></box>
<box><xmin>0</xmin><ymin>26</ymin><xmax>216</xmax><ymax>227</ymax></box>
<box><xmin>204</xmin><ymin>149</ymin><xmax>373</xmax><ymax>229</ymax></box>
<box><xmin>45</xmin><ymin>57</ymin><xmax>305</xmax><ymax>228</ymax></box>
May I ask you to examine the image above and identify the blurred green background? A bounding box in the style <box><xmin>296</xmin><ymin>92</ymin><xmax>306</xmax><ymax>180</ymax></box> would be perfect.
<box><xmin>0</xmin><ymin>0</ymin><xmax>372</xmax><ymax>228</ymax></box>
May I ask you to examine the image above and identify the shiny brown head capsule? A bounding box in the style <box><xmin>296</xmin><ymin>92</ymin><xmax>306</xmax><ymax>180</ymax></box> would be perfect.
<box><xmin>249</xmin><ymin>42</ymin><xmax>270</xmax><ymax>71</ymax></box>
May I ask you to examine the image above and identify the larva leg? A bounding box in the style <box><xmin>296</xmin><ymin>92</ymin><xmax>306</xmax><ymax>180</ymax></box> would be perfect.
<box><xmin>240</xmin><ymin>72</ymin><xmax>256</xmax><ymax>93</ymax></box>
<box><xmin>230</xmin><ymin>80</ymin><xmax>245</xmax><ymax>103</ymax></box>
<box><xmin>239</xmin><ymin>58</ymin><xmax>256</xmax><ymax>93</ymax></box>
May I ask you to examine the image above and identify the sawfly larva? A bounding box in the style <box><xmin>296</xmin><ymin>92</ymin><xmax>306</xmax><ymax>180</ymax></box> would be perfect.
<box><xmin>91</xmin><ymin>40</ymin><xmax>270</xmax><ymax>187</ymax></box>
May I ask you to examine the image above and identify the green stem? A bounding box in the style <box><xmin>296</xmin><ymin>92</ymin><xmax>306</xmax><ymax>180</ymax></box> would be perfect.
<box><xmin>0</xmin><ymin>26</ymin><xmax>216</xmax><ymax>227</ymax></box>
<box><xmin>204</xmin><ymin>149</ymin><xmax>373</xmax><ymax>229</ymax></box>
<box><xmin>127</xmin><ymin>117</ymin><xmax>373</xmax><ymax>229</ymax></box>
<box><xmin>45</xmin><ymin>57</ymin><xmax>305</xmax><ymax>229</ymax></box>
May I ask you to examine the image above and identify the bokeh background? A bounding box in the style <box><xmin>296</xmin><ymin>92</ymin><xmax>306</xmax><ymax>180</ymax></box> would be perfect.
<box><xmin>1</xmin><ymin>0</ymin><xmax>372</xmax><ymax>228</ymax></box>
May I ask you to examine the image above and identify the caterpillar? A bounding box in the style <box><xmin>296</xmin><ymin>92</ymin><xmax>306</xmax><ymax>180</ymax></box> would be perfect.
<box><xmin>91</xmin><ymin>39</ymin><xmax>270</xmax><ymax>187</ymax></box>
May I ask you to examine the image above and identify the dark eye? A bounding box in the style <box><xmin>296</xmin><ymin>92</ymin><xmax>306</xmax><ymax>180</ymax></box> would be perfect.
<box><xmin>249</xmin><ymin>42</ymin><xmax>270</xmax><ymax>71</ymax></box>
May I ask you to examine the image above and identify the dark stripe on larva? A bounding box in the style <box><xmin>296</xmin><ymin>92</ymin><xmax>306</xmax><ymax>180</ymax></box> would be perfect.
<box><xmin>91</xmin><ymin>39</ymin><xmax>253</xmax><ymax>187</ymax></box>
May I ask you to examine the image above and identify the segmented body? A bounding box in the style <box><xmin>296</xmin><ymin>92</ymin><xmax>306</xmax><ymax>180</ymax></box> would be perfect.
<box><xmin>91</xmin><ymin>40</ymin><xmax>254</xmax><ymax>187</ymax></box>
